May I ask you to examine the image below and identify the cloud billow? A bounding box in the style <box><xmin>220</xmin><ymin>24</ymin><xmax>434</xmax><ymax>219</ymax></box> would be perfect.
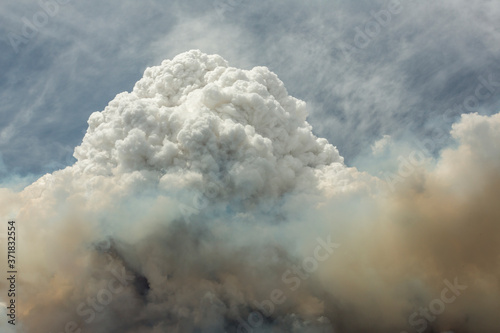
<box><xmin>1</xmin><ymin>51</ymin><xmax>500</xmax><ymax>333</ymax></box>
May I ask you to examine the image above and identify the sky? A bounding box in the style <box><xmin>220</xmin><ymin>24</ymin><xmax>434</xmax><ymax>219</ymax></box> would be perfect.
<box><xmin>1</xmin><ymin>0</ymin><xmax>500</xmax><ymax>183</ymax></box>
<box><xmin>1</xmin><ymin>1</ymin><xmax>500</xmax><ymax>333</ymax></box>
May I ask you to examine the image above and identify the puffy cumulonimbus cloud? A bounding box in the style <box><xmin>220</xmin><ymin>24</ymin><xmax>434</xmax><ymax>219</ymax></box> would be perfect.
<box><xmin>1</xmin><ymin>51</ymin><xmax>500</xmax><ymax>333</ymax></box>
<box><xmin>4</xmin><ymin>50</ymin><xmax>366</xmax><ymax>333</ymax></box>
<box><xmin>67</xmin><ymin>50</ymin><xmax>366</xmax><ymax>205</ymax></box>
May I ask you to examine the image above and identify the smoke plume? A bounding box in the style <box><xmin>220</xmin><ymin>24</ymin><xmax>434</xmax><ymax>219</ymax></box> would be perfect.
<box><xmin>1</xmin><ymin>50</ymin><xmax>499</xmax><ymax>333</ymax></box>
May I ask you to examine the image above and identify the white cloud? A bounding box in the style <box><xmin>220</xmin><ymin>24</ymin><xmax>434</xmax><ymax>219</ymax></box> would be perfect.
<box><xmin>371</xmin><ymin>134</ymin><xmax>392</xmax><ymax>155</ymax></box>
<box><xmin>5</xmin><ymin>51</ymin><xmax>499</xmax><ymax>332</ymax></box>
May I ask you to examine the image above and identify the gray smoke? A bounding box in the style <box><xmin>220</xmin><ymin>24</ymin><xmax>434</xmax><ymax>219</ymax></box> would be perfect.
<box><xmin>0</xmin><ymin>51</ymin><xmax>499</xmax><ymax>333</ymax></box>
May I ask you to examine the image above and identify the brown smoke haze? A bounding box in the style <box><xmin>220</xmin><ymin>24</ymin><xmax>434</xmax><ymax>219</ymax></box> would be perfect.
<box><xmin>1</xmin><ymin>52</ymin><xmax>499</xmax><ymax>333</ymax></box>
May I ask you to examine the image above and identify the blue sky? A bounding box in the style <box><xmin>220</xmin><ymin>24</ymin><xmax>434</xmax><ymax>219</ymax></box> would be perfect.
<box><xmin>1</xmin><ymin>0</ymin><xmax>500</xmax><ymax>185</ymax></box>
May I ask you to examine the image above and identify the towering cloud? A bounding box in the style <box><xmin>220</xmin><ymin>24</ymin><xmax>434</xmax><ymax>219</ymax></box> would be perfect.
<box><xmin>0</xmin><ymin>51</ymin><xmax>499</xmax><ymax>333</ymax></box>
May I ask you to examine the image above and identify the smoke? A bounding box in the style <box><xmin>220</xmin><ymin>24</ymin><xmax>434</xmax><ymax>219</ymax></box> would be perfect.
<box><xmin>1</xmin><ymin>50</ymin><xmax>499</xmax><ymax>333</ymax></box>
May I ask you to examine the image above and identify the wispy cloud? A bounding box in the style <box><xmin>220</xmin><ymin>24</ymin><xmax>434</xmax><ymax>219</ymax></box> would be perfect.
<box><xmin>1</xmin><ymin>0</ymin><xmax>500</xmax><ymax>180</ymax></box>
